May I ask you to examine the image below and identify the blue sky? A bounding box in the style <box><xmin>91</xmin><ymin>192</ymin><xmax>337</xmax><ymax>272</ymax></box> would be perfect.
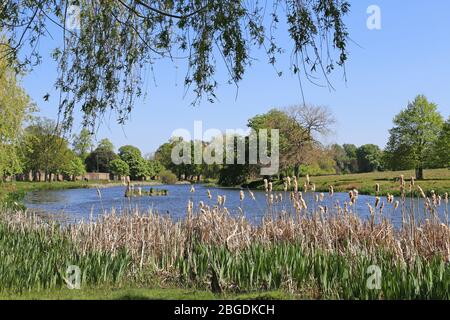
<box><xmin>21</xmin><ymin>0</ymin><xmax>450</xmax><ymax>155</ymax></box>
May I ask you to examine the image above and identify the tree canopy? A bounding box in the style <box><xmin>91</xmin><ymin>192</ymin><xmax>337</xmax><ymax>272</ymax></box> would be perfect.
<box><xmin>0</xmin><ymin>55</ymin><xmax>31</xmax><ymax>178</ymax></box>
<box><xmin>384</xmin><ymin>95</ymin><xmax>444</xmax><ymax>179</ymax></box>
<box><xmin>1</xmin><ymin>0</ymin><xmax>350</xmax><ymax>131</ymax></box>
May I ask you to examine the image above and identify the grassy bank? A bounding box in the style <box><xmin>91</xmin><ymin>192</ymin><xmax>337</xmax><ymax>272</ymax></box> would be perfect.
<box><xmin>0</xmin><ymin>287</ymin><xmax>289</xmax><ymax>300</ymax></box>
<box><xmin>0</xmin><ymin>179</ymin><xmax>448</xmax><ymax>299</ymax></box>
<box><xmin>245</xmin><ymin>168</ymin><xmax>450</xmax><ymax>196</ymax></box>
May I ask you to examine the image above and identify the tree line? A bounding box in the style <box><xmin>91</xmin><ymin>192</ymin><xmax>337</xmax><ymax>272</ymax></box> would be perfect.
<box><xmin>1</xmin><ymin>57</ymin><xmax>448</xmax><ymax>184</ymax></box>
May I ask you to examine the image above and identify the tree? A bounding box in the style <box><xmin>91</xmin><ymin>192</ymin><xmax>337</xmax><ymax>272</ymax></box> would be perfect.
<box><xmin>118</xmin><ymin>145</ymin><xmax>148</xmax><ymax>180</ymax></box>
<box><xmin>0</xmin><ymin>55</ymin><xmax>31</xmax><ymax>179</ymax></box>
<box><xmin>343</xmin><ymin>144</ymin><xmax>358</xmax><ymax>173</ymax></box>
<box><xmin>356</xmin><ymin>144</ymin><xmax>383</xmax><ymax>173</ymax></box>
<box><xmin>62</xmin><ymin>151</ymin><xmax>86</xmax><ymax>180</ymax></box>
<box><xmin>248</xmin><ymin>109</ymin><xmax>301</xmax><ymax>176</ymax></box>
<box><xmin>109</xmin><ymin>159</ymin><xmax>130</xmax><ymax>177</ymax></box>
<box><xmin>2</xmin><ymin>1</ymin><xmax>350</xmax><ymax>131</ymax></box>
<box><xmin>155</xmin><ymin>138</ymin><xmax>190</xmax><ymax>179</ymax></box>
<box><xmin>431</xmin><ymin>117</ymin><xmax>450</xmax><ymax>168</ymax></box>
<box><xmin>72</xmin><ymin>128</ymin><xmax>93</xmax><ymax>161</ymax></box>
<box><xmin>330</xmin><ymin>144</ymin><xmax>347</xmax><ymax>174</ymax></box>
<box><xmin>21</xmin><ymin>118</ymin><xmax>73</xmax><ymax>181</ymax></box>
<box><xmin>218</xmin><ymin>135</ymin><xmax>253</xmax><ymax>186</ymax></box>
<box><xmin>147</xmin><ymin>159</ymin><xmax>164</xmax><ymax>179</ymax></box>
<box><xmin>384</xmin><ymin>95</ymin><xmax>444</xmax><ymax>179</ymax></box>
<box><xmin>85</xmin><ymin>139</ymin><xmax>117</xmax><ymax>172</ymax></box>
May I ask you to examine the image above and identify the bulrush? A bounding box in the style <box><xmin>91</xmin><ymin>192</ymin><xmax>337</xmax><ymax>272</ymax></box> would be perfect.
<box><xmin>375</xmin><ymin>183</ymin><xmax>380</xmax><ymax>194</ymax></box>
<box><xmin>387</xmin><ymin>193</ymin><xmax>394</xmax><ymax>204</ymax></box>
<box><xmin>207</xmin><ymin>189</ymin><xmax>212</xmax><ymax>199</ymax></box>
<box><xmin>394</xmin><ymin>201</ymin><xmax>399</xmax><ymax>210</ymax></box>
<box><xmin>190</xmin><ymin>185</ymin><xmax>195</xmax><ymax>193</ymax></box>
<box><xmin>293</xmin><ymin>177</ymin><xmax>298</xmax><ymax>193</ymax></box>
<box><xmin>264</xmin><ymin>179</ymin><xmax>268</xmax><ymax>192</ymax></box>
<box><xmin>329</xmin><ymin>185</ymin><xmax>334</xmax><ymax>197</ymax></box>
<box><xmin>270</xmin><ymin>194</ymin><xmax>274</xmax><ymax>205</ymax></box>
<box><xmin>375</xmin><ymin>196</ymin><xmax>380</xmax><ymax>208</ymax></box>
<box><xmin>239</xmin><ymin>190</ymin><xmax>245</xmax><ymax>201</ymax></box>
<box><xmin>417</xmin><ymin>186</ymin><xmax>426</xmax><ymax>199</ymax></box>
<box><xmin>268</xmin><ymin>182</ymin><xmax>273</xmax><ymax>193</ymax></box>
<box><xmin>248</xmin><ymin>190</ymin><xmax>256</xmax><ymax>201</ymax></box>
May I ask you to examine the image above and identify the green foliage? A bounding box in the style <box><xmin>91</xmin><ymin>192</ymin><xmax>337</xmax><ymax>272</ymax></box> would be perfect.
<box><xmin>431</xmin><ymin>117</ymin><xmax>450</xmax><ymax>168</ymax></box>
<box><xmin>0</xmin><ymin>56</ymin><xmax>31</xmax><ymax>179</ymax></box>
<box><xmin>384</xmin><ymin>95</ymin><xmax>444</xmax><ymax>178</ymax></box>
<box><xmin>61</xmin><ymin>152</ymin><xmax>86</xmax><ymax>179</ymax></box>
<box><xmin>118</xmin><ymin>145</ymin><xmax>148</xmax><ymax>180</ymax></box>
<box><xmin>356</xmin><ymin>144</ymin><xmax>383</xmax><ymax>173</ymax></box>
<box><xmin>0</xmin><ymin>219</ymin><xmax>131</xmax><ymax>293</ymax></box>
<box><xmin>218</xmin><ymin>164</ymin><xmax>250</xmax><ymax>186</ymax></box>
<box><xmin>2</xmin><ymin>1</ymin><xmax>350</xmax><ymax>130</ymax></box>
<box><xmin>72</xmin><ymin>128</ymin><xmax>93</xmax><ymax>161</ymax></box>
<box><xmin>177</xmin><ymin>243</ymin><xmax>449</xmax><ymax>299</ymax></box>
<box><xmin>85</xmin><ymin>139</ymin><xmax>117</xmax><ymax>172</ymax></box>
<box><xmin>147</xmin><ymin>159</ymin><xmax>164</xmax><ymax>178</ymax></box>
<box><xmin>159</xmin><ymin>170</ymin><xmax>177</xmax><ymax>185</ymax></box>
<box><xmin>20</xmin><ymin>118</ymin><xmax>73</xmax><ymax>180</ymax></box>
<box><xmin>108</xmin><ymin>159</ymin><xmax>130</xmax><ymax>177</ymax></box>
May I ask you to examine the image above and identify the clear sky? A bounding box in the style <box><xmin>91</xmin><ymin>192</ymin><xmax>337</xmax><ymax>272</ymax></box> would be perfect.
<box><xmin>21</xmin><ymin>0</ymin><xmax>450</xmax><ymax>155</ymax></box>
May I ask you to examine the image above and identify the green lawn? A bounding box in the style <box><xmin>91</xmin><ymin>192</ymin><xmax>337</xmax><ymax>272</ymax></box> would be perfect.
<box><xmin>246</xmin><ymin>168</ymin><xmax>450</xmax><ymax>196</ymax></box>
<box><xmin>0</xmin><ymin>287</ymin><xmax>291</xmax><ymax>300</ymax></box>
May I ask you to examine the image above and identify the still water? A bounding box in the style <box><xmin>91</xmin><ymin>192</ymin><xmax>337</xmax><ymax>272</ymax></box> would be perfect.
<box><xmin>24</xmin><ymin>184</ymin><xmax>447</xmax><ymax>226</ymax></box>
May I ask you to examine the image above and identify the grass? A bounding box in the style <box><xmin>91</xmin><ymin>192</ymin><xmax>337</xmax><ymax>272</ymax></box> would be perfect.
<box><xmin>0</xmin><ymin>287</ymin><xmax>290</xmax><ymax>300</ymax></box>
<box><xmin>246</xmin><ymin>168</ymin><xmax>450</xmax><ymax>196</ymax></box>
<box><xmin>0</xmin><ymin>175</ymin><xmax>448</xmax><ymax>300</ymax></box>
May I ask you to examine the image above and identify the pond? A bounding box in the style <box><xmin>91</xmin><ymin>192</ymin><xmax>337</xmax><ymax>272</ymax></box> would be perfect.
<box><xmin>24</xmin><ymin>184</ymin><xmax>448</xmax><ymax>227</ymax></box>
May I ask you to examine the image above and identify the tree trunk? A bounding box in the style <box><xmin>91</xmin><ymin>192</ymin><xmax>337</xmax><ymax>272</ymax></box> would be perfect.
<box><xmin>415</xmin><ymin>167</ymin><xmax>424</xmax><ymax>180</ymax></box>
<box><xmin>294</xmin><ymin>164</ymin><xmax>300</xmax><ymax>178</ymax></box>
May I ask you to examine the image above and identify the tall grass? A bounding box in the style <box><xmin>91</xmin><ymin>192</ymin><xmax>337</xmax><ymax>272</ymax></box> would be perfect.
<box><xmin>0</xmin><ymin>212</ymin><xmax>130</xmax><ymax>293</ymax></box>
<box><xmin>0</xmin><ymin>176</ymin><xmax>448</xmax><ymax>298</ymax></box>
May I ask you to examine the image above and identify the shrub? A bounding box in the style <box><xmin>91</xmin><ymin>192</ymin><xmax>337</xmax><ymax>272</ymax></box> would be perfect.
<box><xmin>159</xmin><ymin>170</ymin><xmax>177</xmax><ymax>184</ymax></box>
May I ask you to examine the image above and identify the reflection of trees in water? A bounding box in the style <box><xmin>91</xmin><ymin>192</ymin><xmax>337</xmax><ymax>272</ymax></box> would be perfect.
<box><xmin>26</xmin><ymin>191</ymin><xmax>69</xmax><ymax>204</ymax></box>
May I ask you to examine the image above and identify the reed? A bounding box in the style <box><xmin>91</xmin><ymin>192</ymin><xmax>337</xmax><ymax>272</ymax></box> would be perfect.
<box><xmin>0</xmin><ymin>178</ymin><xmax>448</xmax><ymax>298</ymax></box>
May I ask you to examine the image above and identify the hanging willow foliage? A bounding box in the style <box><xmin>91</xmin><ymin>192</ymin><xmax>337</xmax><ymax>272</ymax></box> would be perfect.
<box><xmin>0</xmin><ymin>0</ymin><xmax>350</xmax><ymax>131</ymax></box>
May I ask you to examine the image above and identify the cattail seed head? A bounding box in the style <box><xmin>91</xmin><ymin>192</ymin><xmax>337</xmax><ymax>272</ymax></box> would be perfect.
<box><xmin>329</xmin><ymin>185</ymin><xmax>334</xmax><ymax>197</ymax></box>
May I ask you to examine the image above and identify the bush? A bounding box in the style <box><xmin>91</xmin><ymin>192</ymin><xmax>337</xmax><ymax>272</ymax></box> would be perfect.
<box><xmin>160</xmin><ymin>170</ymin><xmax>177</xmax><ymax>184</ymax></box>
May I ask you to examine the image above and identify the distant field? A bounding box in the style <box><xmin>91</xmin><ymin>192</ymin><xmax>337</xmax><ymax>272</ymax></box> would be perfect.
<box><xmin>248</xmin><ymin>168</ymin><xmax>450</xmax><ymax>196</ymax></box>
